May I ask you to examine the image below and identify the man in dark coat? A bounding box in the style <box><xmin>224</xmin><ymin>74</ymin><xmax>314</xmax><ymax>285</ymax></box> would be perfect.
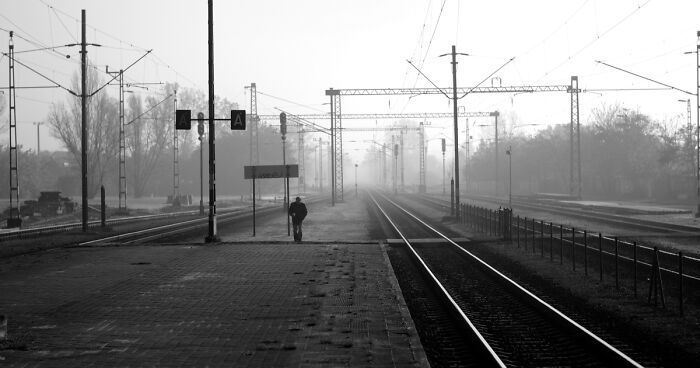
<box><xmin>288</xmin><ymin>196</ymin><xmax>308</xmax><ymax>242</ymax></box>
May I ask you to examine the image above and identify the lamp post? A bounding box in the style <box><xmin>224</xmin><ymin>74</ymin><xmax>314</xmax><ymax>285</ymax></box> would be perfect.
<box><xmin>354</xmin><ymin>163</ymin><xmax>358</xmax><ymax>197</ymax></box>
<box><xmin>506</xmin><ymin>146</ymin><xmax>512</xmax><ymax>208</ymax></box>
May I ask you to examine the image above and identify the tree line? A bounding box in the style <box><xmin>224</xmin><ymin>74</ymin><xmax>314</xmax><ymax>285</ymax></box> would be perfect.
<box><xmin>0</xmin><ymin>66</ymin><xmax>311</xmax><ymax>202</ymax></box>
<box><xmin>467</xmin><ymin>103</ymin><xmax>694</xmax><ymax>202</ymax></box>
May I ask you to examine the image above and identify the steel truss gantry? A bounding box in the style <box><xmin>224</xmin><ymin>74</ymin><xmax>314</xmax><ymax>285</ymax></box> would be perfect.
<box><xmin>247</xmin><ymin>83</ymin><xmax>260</xmax><ymax>166</ymax></box>
<box><xmin>257</xmin><ymin>111</ymin><xmax>495</xmax><ymax>198</ymax></box>
<box><xmin>106</xmin><ymin>67</ymin><xmax>127</xmax><ymax>211</ymax></box>
<box><xmin>325</xmin><ymin>78</ymin><xmax>581</xmax><ymax>202</ymax></box>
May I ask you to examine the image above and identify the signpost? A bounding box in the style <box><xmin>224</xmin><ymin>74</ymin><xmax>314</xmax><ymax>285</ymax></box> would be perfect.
<box><xmin>175</xmin><ymin>108</ymin><xmax>247</xmax><ymax>241</ymax></box>
<box><xmin>244</xmin><ymin>164</ymin><xmax>299</xmax><ymax>236</ymax></box>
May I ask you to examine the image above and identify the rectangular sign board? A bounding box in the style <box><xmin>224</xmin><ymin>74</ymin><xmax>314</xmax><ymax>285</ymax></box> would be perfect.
<box><xmin>244</xmin><ymin>165</ymin><xmax>299</xmax><ymax>179</ymax></box>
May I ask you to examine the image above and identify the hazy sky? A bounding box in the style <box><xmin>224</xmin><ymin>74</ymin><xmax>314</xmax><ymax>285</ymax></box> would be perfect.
<box><xmin>1</xmin><ymin>0</ymin><xmax>699</xmax><ymax>159</ymax></box>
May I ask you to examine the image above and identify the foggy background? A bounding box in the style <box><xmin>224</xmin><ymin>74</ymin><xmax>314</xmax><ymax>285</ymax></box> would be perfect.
<box><xmin>1</xmin><ymin>0</ymin><xmax>699</xmax><ymax>203</ymax></box>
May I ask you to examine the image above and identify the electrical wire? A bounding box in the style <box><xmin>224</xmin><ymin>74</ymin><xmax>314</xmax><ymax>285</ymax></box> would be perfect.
<box><xmin>257</xmin><ymin>90</ymin><xmax>325</xmax><ymax>113</ymax></box>
<box><xmin>9</xmin><ymin>55</ymin><xmax>77</xmax><ymax>95</ymax></box>
<box><xmin>535</xmin><ymin>0</ymin><xmax>653</xmax><ymax>82</ymax></box>
<box><xmin>125</xmin><ymin>93</ymin><xmax>173</xmax><ymax>126</ymax></box>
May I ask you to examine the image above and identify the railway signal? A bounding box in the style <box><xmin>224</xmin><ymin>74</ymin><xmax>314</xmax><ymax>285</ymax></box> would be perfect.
<box><xmin>175</xmin><ymin>109</ymin><xmax>247</xmax><ymax>131</ymax></box>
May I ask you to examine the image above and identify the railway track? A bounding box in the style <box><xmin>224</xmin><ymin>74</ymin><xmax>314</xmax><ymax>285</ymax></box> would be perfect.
<box><xmin>77</xmin><ymin>196</ymin><xmax>327</xmax><ymax>245</ymax></box>
<box><xmin>369</xmin><ymin>191</ymin><xmax>644</xmax><ymax>367</ymax></box>
<box><xmin>454</xmin><ymin>193</ymin><xmax>700</xmax><ymax>234</ymax></box>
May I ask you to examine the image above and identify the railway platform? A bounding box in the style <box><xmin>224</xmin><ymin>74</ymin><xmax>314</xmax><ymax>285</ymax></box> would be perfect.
<box><xmin>0</xmin><ymin>199</ymin><xmax>428</xmax><ymax>367</ymax></box>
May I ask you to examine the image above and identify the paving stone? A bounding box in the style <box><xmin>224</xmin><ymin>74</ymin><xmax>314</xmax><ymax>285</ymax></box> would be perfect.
<box><xmin>0</xmin><ymin>241</ymin><xmax>428</xmax><ymax>367</ymax></box>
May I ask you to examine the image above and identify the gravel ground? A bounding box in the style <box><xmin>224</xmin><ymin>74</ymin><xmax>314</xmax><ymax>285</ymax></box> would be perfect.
<box><xmin>396</xmin><ymin>194</ymin><xmax>700</xmax><ymax>367</ymax></box>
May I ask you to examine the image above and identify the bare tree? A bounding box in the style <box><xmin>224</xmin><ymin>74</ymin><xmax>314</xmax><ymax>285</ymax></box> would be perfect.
<box><xmin>47</xmin><ymin>65</ymin><xmax>119</xmax><ymax>198</ymax></box>
<box><xmin>126</xmin><ymin>87</ymin><xmax>174</xmax><ymax>197</ymax></box>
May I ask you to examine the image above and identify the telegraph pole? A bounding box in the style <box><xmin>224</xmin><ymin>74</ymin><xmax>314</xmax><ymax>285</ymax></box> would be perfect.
<box><xmin>205</xmin><ymin>0</ymin><xmax>219</xmax><ymax>242</ymax></box>
<box><xmin>451</xmin><ymin>45</ymin><xmax>460</xmax><ymax>218</ymax></box>
<box><xmin>81</xmin><ymin>9</ymin><xmax>88</xmax><ymax>232</ymax></box>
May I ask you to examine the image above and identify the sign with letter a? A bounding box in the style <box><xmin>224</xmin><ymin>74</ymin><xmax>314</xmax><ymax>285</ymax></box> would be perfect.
<box><xmin>231</xmin><ymin>110</ymin><xmax>246</xmax><ymax>130</ymax></box>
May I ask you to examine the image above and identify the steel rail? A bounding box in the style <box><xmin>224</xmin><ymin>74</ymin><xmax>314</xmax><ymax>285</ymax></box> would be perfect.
<box><xmin>416</xmin><ymin>193</ymin><xmax>700</xmax><ymax>285</ymax></box>
<box><xmin>0</xmin><ymin>207</ymin><xmax>246</xmax><ymax>242</ymax></box>
<box><xmin>367</xmin><ymin>191</ymin><xmax>506</xmax><ymax>367</ymax></box>
<box><xmin>464</xmin><ymin>193</ymin><xmax>700</xmax><ymax>234</ymax></box>
<box><xmin>378</xmin><ymin>192</ymin><xmax>643</xmax><ymax>368</ymax></box>
<box><xmin>76</xmin><ymin>196</ymin><xmax>328</xmax><ymax>246</ymax></box>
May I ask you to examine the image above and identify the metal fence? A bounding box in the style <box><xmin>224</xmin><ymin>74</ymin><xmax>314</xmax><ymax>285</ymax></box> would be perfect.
<box><xmin>457</xmin><ymin>203</ymin><xmax>700</xmax><ymax>316</ymax></box>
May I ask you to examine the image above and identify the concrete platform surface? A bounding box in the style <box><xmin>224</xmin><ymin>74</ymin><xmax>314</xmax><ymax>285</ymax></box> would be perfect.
<box><xmin>0</xmin><ymin>241</ymin><xmax>427</xmax><ymax>367</ymax></box>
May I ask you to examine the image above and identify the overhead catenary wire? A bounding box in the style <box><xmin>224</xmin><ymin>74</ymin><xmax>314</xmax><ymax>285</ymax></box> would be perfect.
<box><xmin>595</xmin><ymin>60</ymin><xmax>696</xmax><ymax>96</ymax></box>
<box><xmin>257</xmin><ymin>90</ymin><xmax>325</xmax><ymax>113</ymax></box>
<box><xmin>125</xmin><ymin>93</ymin><xmax>173</xmax><ymax>126</ymax></box>
<box><xmin>6</xmin><ymin>54</ymin><xmax>77</xmax><ymax>95</ymax></box>
<box><xmin>535</xmin><ymin>0</ymin><xmax>653</xmax><ymax>82</ymax></box>
<box><xmin>90</xmin><ymin>49</ymin><xmax>152</xmax><ymax>97</ymax></box>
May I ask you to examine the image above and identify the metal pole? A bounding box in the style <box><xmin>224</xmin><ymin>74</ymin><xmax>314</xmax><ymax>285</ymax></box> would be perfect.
<box><xmin>286</xmin><ymin>169</ymin><xmax>290</xmax><ymax>236</ymax></box>
<box><xmin>494</xmin><ymin>111</ymin><xmax>499</xmax><ymax>196</ymax></box>
<box><xmin>318</xmin><ymin>137</ymin><xmax>323</xmax><ymax>192</ymax></box>
<box><xmin>400</xmin><ymin>130</ymin><xmax>404</xmax><ymax>192</ymax></box>
<box><xmin>330</xmin><ymin>94</ymin><xmax>335</xmax><ymax>206</ymax></box>
<box><xmin>696</xmin><ymin>32</ymin><xmax>700</xmax><ymax>216</ymax></box>
<box><xmin>205</xmin><ymin>0</ymin><xmax>218</xmax><ymax>242</ymax></box>
<box><xmin>282</xmin><ymin>135</ymin><xmax>286</xmax><ymax>208</ymax></box>
<box><xmin>34</xmin><ymin>122</ymin><xmax>41</xmax><ymax>155</ymax></box>
<box><xmin>451</xmin><ymin>45</ymin><xmax>460</xmax><ymax>219</ymax></box>
<box><xmin>442</xmin><ymin>151</ymin><xmax>446</xmax><ymax>195</ymax></box>
<box><xmin>507</xmin><ymin>146</ymin><xmax>512</xmax><ymax>207</ymax></box>
<box><xmin>252</xmin><ymin>177</ymin><xmax>256</xmax><ymax>236</ymax></box>
<box><xmin>81</xmin><ymin>9</ymin><xmax>88</xmax><ymax>232</ymax></box>
<box><xmin>198</xmin><ymin>116</ymin><xmax>204</xmax><ymax>215</ymax></box>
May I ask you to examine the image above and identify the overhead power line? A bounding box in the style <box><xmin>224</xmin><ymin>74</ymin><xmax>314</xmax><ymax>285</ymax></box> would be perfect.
<box><xmin>125</xmin><ymin>93</ymin><xmax>173</xmax><ymax>126</ymax></box>
<box><xmin>595</xmin><ymin>60</ymin><xmax>697</xmax><ymax>96</ymax></box>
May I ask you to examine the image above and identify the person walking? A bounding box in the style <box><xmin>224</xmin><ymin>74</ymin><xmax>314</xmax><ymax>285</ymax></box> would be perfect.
<box><xmin>288</xmin><ymin>196</ymin><xmax>308</xmax><ymax>242</ymax></box>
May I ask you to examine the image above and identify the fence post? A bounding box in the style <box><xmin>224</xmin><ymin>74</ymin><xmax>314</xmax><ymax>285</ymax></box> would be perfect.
<box><xmin>583</xmin><ymin>230</ymin><xmax>588</xmax><ymax>276</ymax></box>
<box><xmin>598</xmin><ymin>233</ymin><xmax>603</xmax><ymax>282</ymax></box>
<box><xmin>523</xmin><ymin>217</ymin><xmax>527</xmax><ymax>248</ymax></box>
<box><xmin>549</xmin><ymin>222</ymin><xmax>553</xmax><ymax>261</ymax></box>
<box><xmin>532</xmin><ymin>217</ymin><xmax>536</xmax><ymax>254</ymax></box>
<box><xmin>572</xmin><ymin>227</ymin><xmax>576</xmax><ymax>271</ymax></box>
<box><xmin>614</xmin><ymin>237</ymin><xmax>619</xmax><ymax>290</ymax></box>
<box><xmin>559</xmin><ymin>224</ymin><xmax>563</xmax><ymax>265</ymax></box>
<box><xmin>541</xmin><ymin>221</ymin><xmax>546</xmax><ymax>257</ymax></box>
<box><xmin>633</xmin><ymin>241</ymin><xmax>637</xmax><ymax>298</ymax></box>
<box><xmin>679</xmin><ymin>251</ymin><xmax>684</xmax><ymax>317</ymax></box>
